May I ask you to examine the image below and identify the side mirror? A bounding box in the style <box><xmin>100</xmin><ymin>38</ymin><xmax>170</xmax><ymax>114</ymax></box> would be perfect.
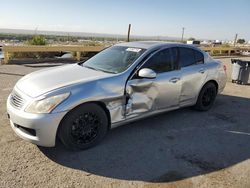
<box><xmin>138</xmin><ymin>68</ymin><xmax>156</xmax><ymax>79</ymax></box>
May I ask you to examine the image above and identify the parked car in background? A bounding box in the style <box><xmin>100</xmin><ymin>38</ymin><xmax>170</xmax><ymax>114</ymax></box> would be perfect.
<box><xmin>186</xmin><ymin>40</ymin><xmax>201</xmax><ymax>45</ymax></box>
<box><xmin>56</xmin><ymin>52</ymin><xmax>74</xmax><ymax>59</ymax></box>
<box><xmin>7</xmin><ymin>42</ymin><xmax>227</xmax><ymax>150</ymax></box>
<box><xmin>0</xmin><ymin>46</ymin><xmax>4</xmax><ymax>62</ymax></box>
<box><xmin>0</xmin><ymin>52</ymin><xmax>3</xmax><ymax>60</ymax></box>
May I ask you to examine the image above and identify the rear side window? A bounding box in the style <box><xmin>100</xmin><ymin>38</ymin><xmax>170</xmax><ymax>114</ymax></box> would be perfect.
<box><xmin>194</xmin><ymin>50</ymin><xmax>204</xmax><ymax>64</ymax></box>
<box><xmin>178</xmin><ymin>47</ymin><xmax>196</xmax><ymax>67</ymax></box>
<box><xmin>141</xmin><ymin>48</ymin><xmax>175</xmax><ymax>73</ymax></box>
<box><xmin>178</xmin><ymin>47</ymin><xmax>204</xmax><ymax>67</ymax></box>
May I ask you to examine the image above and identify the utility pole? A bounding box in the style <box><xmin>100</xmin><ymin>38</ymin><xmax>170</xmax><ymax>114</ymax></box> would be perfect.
<box><xmin>234</xmin><ymin>33</ymin><xmax>238</xmax><ymax>47</ymax></box>
<box><xmin>181</xmin><ymin>27</ymin><xmax>185</xmax><ymax>43</ymax></box>
<box><xmin>34</xmin><ymin>26</ymin><xmax>38</xmax><ymax>35</ymax></box>
<box><xmin>127</xmin><ymin>24</ymin><xmax>131</xmax><ymax>42</ymax></box>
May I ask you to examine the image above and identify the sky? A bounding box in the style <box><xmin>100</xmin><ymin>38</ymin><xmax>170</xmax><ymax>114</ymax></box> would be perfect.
<box><xmin>1</xmin><ymin>0</ymin><xmax>250</xmax><ymax>40</ymax></box>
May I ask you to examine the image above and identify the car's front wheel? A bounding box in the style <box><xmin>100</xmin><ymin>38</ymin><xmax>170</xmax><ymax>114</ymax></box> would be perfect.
<box><xmin>194</xmin><ymin>82</ymin><xmax>217</xmax><ymax>111</ymax></box>
<box><xmin>58</xmin><ymin>103</ymin><xmax>108</xmax><ymax>150</ymax></box>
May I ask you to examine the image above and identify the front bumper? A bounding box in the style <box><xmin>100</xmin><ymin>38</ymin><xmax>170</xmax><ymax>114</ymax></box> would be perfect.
<box><xmin>7</xmin><ymin>95</ymin><xmax>67</xmax><ymax>147</ymax></box>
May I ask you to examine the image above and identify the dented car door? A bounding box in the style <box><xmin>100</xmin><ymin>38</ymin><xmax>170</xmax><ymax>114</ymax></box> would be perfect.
<box><xmin>125</xmin><ymin>48</ymin><xmax>181</xmax><ymax>118</ymax></box>
<box><xmin>177</xmin><ymin>47</ymin><xmax>208</xmax><ymax>106</ymax></box>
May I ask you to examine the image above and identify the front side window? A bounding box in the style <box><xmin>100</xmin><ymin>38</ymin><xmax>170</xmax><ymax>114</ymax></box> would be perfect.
<box><xmin>141</xmin><ymin>48</ymin><xmax>175</xmax><ymax>73</ymax></box>
<box><xmin>82</xmin><ymin>46</ymin><xmax>145</xmax><ymax>74</ymax></box>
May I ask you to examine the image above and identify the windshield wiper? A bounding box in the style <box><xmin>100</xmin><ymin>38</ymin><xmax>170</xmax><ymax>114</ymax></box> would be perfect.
<box><xmin>83</xmin><ymin>65</ymin><xmax>100</xmax><ymax>71</ymax></box>
<box><xmin>83</xmin><ymin>65</ymin><xmax>116</xmax><ymax>74</ymax></box>
<box><xmin>97</xmin><ymin>69</ymin><xmax>116</xmax><ymax>74</ymax></box>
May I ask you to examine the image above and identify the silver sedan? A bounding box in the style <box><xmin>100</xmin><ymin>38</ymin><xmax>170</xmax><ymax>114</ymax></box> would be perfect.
<box><xmin>7</xmin><ymin>42</ymin><xmax>227</xmax><ymax>150</ymax></box>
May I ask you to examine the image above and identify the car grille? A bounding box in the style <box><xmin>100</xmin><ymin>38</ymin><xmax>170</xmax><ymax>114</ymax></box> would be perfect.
<box><xmin>10</xmin><ymin>91</ymin><xmax>25</xmax><ymax>109</ymax></box>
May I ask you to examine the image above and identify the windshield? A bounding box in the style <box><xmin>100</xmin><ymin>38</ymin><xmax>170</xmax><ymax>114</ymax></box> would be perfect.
<box><xmin>82</xmin><ymin>46</ymin><xmax>145</xmax><ymax>74</ymax></box>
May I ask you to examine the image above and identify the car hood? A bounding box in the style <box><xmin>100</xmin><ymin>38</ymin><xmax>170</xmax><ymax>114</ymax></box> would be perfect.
<box><xmin>16</xmin><ymin>64</ymin><xmax>111</xmax><ymax>98</ymax></box>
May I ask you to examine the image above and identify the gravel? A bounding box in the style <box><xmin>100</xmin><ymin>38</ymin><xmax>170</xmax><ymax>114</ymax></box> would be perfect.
<box><xmin>0</xmin><ymin>57</ymin><xmax>250</xmax><ymax>188</ymax></box>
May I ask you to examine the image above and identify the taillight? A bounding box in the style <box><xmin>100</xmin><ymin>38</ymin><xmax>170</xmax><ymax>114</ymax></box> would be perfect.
<box><xmin>223</xmin><ymin>65</ymin><xmax>227</xmax><ymax>72</ymax></box>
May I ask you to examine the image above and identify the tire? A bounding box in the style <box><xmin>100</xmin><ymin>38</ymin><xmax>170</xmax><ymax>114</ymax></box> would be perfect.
<box><xmin>58</xmin><ymin>103</ymin><xmax>108</xmax><ymax>150</ymax></box>
<box><xmin>194</xmin><ymin>82</ymin><xmax>217</xmax><ymax>111</ymax></box>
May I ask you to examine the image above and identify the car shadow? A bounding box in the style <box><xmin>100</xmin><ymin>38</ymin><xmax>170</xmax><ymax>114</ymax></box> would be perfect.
<box><xmin>39</xmin><ymin>94</ymin><xmax>250</xmax><ymax>183</ymax></box>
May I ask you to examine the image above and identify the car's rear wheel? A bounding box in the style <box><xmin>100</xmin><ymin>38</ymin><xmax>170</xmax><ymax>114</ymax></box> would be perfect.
<box><xmin>194</xmin><ymin>82</ymin><xmax>217</xmax><ymax>111</ymax></box>
<box><xmin>58</xmin><ymin>103</ymin><xmax>108</xmax><ymax>150</ymax></box>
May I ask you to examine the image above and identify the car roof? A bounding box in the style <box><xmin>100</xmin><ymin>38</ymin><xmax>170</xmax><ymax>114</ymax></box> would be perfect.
<box><xmin>116</xmin><ymin>41</ymin><xmax>169</xmax><ymax>49</ymax></box>
<box><xmin>116</xmin><ymin>41</ymin><xmax>202</xmax><ymax>51</ymax></box>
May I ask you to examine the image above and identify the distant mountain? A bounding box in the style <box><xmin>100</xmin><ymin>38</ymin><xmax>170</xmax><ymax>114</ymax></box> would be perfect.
<box><xmin>0</xmin><ymin>28</ymin><xmax>181</xmax><ymax>41</ymax></box>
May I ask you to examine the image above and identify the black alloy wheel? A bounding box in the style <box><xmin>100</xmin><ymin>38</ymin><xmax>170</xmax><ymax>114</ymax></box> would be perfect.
<box><xmin>194</xmin><ymin>82</ymin><xmax>217</xmax><ymax>111</ymax></box>
<box><xmin>58</xmin><ymin>103</ymin><xmax>108</xmax><ymax>150</ymax></box>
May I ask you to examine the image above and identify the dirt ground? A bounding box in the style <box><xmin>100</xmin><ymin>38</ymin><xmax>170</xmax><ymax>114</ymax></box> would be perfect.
<box><xmin>0</xmin><ymin>57</ymin><xmax>250</xmax><ymax>188</ymax></box>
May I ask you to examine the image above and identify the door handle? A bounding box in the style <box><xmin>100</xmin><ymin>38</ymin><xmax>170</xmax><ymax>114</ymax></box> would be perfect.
<box><xmin>199</xmin><ymin>69</ymin><xmax>205</xmax><ymax>74</ymax></box>
<box><xmin>169</xmin><ymin>77</ymin><xmax>180</xmax><ymax>83</ymax></box>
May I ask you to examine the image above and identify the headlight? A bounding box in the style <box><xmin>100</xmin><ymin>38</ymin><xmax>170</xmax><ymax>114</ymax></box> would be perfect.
<box><xmin>25</xmin><ymin>93</ymin><xmax>70</xmax><ymax>114</ymax></box>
